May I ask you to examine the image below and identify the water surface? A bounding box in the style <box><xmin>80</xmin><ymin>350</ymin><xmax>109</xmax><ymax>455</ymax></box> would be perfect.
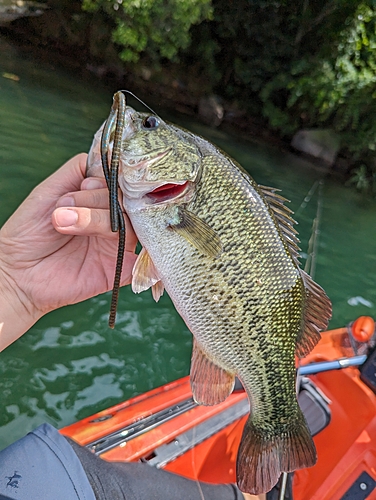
<box><xmin>1</xmin><ymin>37</ymin><xmax>375</xmax><ymax>449</ymax></box>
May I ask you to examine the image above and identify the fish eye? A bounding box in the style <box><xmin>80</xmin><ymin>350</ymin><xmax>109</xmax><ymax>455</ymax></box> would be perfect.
<box><xmin>142</xmin><ymin>116</ymin><xmax>159</xmax><ymax>130</ymax></box>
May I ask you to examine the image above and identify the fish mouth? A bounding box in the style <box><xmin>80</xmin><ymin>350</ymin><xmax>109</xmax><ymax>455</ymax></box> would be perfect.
<box><xmin>146</xmin><ymin>181</ymin><xmax>192</xmax><ymax>204</ymax></box>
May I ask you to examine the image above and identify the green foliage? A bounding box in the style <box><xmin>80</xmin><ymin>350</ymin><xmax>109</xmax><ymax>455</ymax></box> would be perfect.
<box><xmin>82</xmin><ymin>0</ymin><xmax>212</xmax><ymax>63</ymax></box>
<box><xmin>256</xmin><ymin>2</ymin><xmax>376</xmax><ymax>192</ymax></box>
<box><xmin>21</xmin><ymin>0</ymin><xmax>376</xmax><ymax>193</ymax></box>
<box><xmin>190</xmin><ymin>1</ymin><xmax>359</xmax><ymax>100</ymax></box>
<box><xmin>347</xmin><ymin>165</ymin><xmax>376</xmax><ymax>196</ymax></box>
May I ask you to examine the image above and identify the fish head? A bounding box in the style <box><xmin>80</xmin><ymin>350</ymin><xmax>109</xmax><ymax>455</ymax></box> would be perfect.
<box><xmin>86</xmin><ymin>106</ymin><xmax>202</xmax><ymax>210</ymax></box>
<box><xmin>119</xmin><ymin>108</ymin><xmax>202</xmax><ymax>209</ymax></box>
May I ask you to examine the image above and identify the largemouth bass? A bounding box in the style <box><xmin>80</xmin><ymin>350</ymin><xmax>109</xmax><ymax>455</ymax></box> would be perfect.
<box><xmin>87</xmin><ymin>95</ymin><xmax>332</xmax><ymax>495</ymax></box>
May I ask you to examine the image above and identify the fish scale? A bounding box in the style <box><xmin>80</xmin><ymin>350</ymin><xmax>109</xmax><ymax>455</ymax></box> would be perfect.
<box><xmin>128</xmin><ymin>147</ymin><xmax>306</xmax><ymax>467</ymax></box>
<box><xmin>87</xmin><ymin>102</ymin><xmax>332</xmax><ymax>495</ymax></box>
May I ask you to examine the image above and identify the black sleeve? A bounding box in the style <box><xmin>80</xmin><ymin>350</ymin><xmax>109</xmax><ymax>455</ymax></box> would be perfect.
<box><xmin>66</xmin><ymin>437</ymin><xmax>244</xmax><ymax>500</ymax></box>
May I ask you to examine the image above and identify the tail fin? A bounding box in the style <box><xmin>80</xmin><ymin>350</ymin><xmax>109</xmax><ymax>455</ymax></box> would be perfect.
<box><xmin>236</xmin><ymin>409</ymin><xmax>316</xmax><ymax>495</ymax></box>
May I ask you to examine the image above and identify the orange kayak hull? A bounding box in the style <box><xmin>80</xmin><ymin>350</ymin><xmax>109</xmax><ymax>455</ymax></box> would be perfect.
<box><xmin>61</xmin><ymin>322</ymin><xmax>376</xmax><ymax>499</ymax></box>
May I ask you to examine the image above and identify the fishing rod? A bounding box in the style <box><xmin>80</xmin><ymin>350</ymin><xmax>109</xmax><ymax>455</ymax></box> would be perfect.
<box><xmin>302</xmin><ymin>179</ymin><xmax>324</xmax><ymax>280</ymax></box>
<box><xmin>298</xmin><ymin>354</ymin><xmax>367</xmax><ymax>376</ymax></box>
<box><xmin>277</xmin><ymin>353</ymin><xmax>369</xmax><ymax>500</ymax></box>
<box><xmin>278</xmin><ymin>473</ymin><xmax>288</xmax><ymax>500</ymax></box>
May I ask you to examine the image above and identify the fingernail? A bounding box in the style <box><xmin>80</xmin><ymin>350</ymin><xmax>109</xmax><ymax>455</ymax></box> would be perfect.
<box><xmin>56</xmin><ymin>196</ymin><xmax>75</xmax><ymax>208</ymax></box>
<box><xmin>55</xmin><ymin>208</ymin><xmax>78</xmax><ymax>227</ymax></box>
<box><xmin>82</xmin><ymin>178</ymin><xmax>105</xmax><ymax>190</ymax></box>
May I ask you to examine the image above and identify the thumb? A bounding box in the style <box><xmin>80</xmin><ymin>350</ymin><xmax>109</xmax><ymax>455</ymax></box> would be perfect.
<box><xmin>52</xmin><ymin>207</ymin><xmax>117</xmax><ymax>239</ymax></box>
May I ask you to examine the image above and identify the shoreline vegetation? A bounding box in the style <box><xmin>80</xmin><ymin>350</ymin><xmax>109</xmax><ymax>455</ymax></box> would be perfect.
<box><xmin>1</xmin><ymin>0</ymin><xmax>376</xmax><ymax>194</ymax></box>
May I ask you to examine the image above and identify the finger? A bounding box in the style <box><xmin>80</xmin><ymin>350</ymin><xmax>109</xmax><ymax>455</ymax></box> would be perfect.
<box><xmin>80</xmin><ymin>177</ymin><xmax>107</xmax><ymax>191</ymax></box>
<box><xmin>39</xmin><ymin>153</ymin><xmax>89</xmax><ymax>197</ymax></box>
<box><xmin>21</xmin><ymin>154</ymin><xmax>88</xmax><ymax>223</ymax></box>
<box><xmin>123</xmin><ymin>214</ymin><xmax>139</xmax><ymax>251</ymax></box>
<box><xmin>53</xmin><ymin>207</ymin><xmax>116</xmax><ymax>239</ymax></box>
<box><xmin>52</xmin><ymin>207</ymin><xmax>139</xmax><ymax>252</ymax></box>
<box><xmin>56</xmin><ymin>187</ymin><xmax>110</xmax><ymax>210</ymax></box>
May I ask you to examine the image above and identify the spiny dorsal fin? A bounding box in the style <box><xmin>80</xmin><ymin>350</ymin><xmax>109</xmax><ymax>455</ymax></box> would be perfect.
<box><xmin>296</xmin><ymin>270</ymin><xmax>332</xmax><ymax>357</ymax></box>
<box><xmin>259</xmin><ymin>185</ymin><xmax>300</xmax><ymax>260</ymax></box>
<box><xmin>259</xmin><ymin>185</ymin><xmax>332</xmax><ymax>356</ymax></box>
<box><xmin>168</xmin><ymin>208</ymin><xmax>222</xmax><ymax>258</ymax></box>
<box><xmin>132</xmin><ymin>247</ymin><xmax>160</xmax><ymax>294</ymax></box>
<box><xmin>190</xmin><ymin>339</ymin><xmax>235</xmax><ymax>405</ymax></box>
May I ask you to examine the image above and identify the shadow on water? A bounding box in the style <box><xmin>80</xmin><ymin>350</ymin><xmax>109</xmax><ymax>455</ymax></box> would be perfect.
<box><xmin>1</xmin><ymin>36</ymin><xmax>376</xmax><ymax>449</ymax></box>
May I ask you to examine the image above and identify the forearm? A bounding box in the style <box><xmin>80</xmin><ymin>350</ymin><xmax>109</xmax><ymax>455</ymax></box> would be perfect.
<box><xmin>0</xmin><ymin>267</ymin><xmax>41</xmax><ymax>352</ymax></box>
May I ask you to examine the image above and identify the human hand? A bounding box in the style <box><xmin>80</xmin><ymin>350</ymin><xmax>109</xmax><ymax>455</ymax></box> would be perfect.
<box><xmin>0</xmin><ymin>153</ymin><xmax>138</xmax><ymax>351</ymax></box>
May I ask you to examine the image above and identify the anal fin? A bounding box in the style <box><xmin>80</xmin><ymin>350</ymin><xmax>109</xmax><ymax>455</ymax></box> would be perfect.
<box><xmin>190</xmin><ymin>339</ymin><xmax>235</xmax><ymax>405</ymax></box>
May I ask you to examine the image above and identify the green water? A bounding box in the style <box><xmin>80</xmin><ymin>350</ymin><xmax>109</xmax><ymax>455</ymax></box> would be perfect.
<box><xmin>1</xmin><ymin>38</ymin><xmax>376</xmax><ymax>450</ymax></box>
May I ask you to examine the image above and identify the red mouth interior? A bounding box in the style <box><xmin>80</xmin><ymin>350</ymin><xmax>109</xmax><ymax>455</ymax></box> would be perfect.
<box><xmin>148</xmin><ymin>182</ymin><xmax>188</xmax><ymax>201</ymax></box>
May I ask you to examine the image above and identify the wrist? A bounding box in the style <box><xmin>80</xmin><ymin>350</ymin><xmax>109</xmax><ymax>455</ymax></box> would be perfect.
<box><xmin>0</xmin><ymin>262</ymin><xmax>41</xmax><ymax>352</ymax></box>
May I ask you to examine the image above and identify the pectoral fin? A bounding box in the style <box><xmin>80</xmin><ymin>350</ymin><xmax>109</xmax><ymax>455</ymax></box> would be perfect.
<box><xmin>132</xmin><ymin>247</ymin><xmax>160</xmax><ymax>294</ymax></box>
<box><xmin>190</xmin><ymin>339</ymin><xmax>235</xmax><ymax>405</ymax></box>
<box><xmin>169</xmin><ymin>208</ymin><xmax>222</xmax><ymax>258</ymax></box>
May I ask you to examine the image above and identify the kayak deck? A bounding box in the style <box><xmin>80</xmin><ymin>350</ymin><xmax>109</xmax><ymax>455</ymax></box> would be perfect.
<box><xmin>61</xmin><ymin>323</ymin><xmax>376</xmax><ymax>499</ymax></box>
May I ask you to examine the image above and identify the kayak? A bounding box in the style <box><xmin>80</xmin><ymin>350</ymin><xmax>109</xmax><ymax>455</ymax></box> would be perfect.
<box><xmin>61</xmin><ymin>316</ymin><xmax>376</xmax><ymax>499</ymax></box>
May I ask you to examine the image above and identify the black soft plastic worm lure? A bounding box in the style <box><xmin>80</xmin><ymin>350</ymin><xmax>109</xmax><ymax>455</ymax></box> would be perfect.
<box><xmin>101</xmin><ymin>91</ymin><xmax>161</xmax><ymax>327</ymax></box>
<box><xmin>101</xmin><ymin>91</ymin><xmax>126</xmax><ymax>328</ymax></box>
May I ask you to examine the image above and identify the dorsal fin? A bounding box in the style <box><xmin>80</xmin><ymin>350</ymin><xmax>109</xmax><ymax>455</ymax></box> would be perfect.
<box><xmin>259</xmin><ymin>185</ymin><xmax>300</xmax><ymax>260</ymax></box>
<box><xmin>296</xmin><ymin>270</ymin><xmax>332</xmax><ymax>357</ymax></box>
<box><xmin>259</xmin><ymin>185</ymin><xmax>332</xmax><ymax>356</ymax></box>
